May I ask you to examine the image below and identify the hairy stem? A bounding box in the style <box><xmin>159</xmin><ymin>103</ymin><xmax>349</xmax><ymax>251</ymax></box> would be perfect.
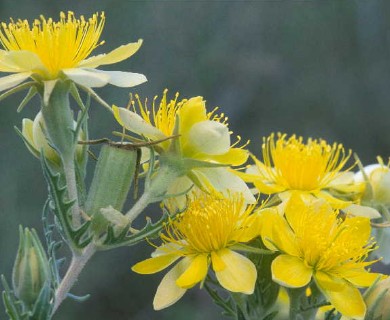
<box><xmin>52</xmin><ymin>244</ymin><xmax>96</xmax><ymax>314</ymax></box>
<box><xmin>125</xmin><ymin>190</ymin><xmax>152</xmax><ymax>222</ymax></box>
<box><xmin>62</xmin><ymin>155</ymin><xmax>81</xmax><ymax>228</ymax></box>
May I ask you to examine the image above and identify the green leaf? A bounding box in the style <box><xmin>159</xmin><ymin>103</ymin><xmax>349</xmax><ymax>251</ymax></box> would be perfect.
<box><xmin>0</xmin><ymin>81</ymin><xmax>35</xmax><ymax>104</ymax></box>
<box><xmin>204</xmin><ymin>282</ymin><xmax>236</xmax><ymax>318</ymax></box>
<box><xmin>17</xmin><ymin>86</ymin><xmax>37</xmax><ymax>113</ymax></box>
<box><xmin>1</xmin><ymin>275</ymin><xmax>24</xmax><ymax>320</ymax></box>
<box><xmin>41</xmin><ymin>155</ymin><xmax>91</xmax><ymax>250</ymax></box>
<box><xmin>29</xmin><ymin>282</ymin><xmax>53</xmax><ymax>320</ymax></box>
<box><xmin>98</xmin><ymin>210</ymin><xmax>176</xmax><ymax>250</ymax></box>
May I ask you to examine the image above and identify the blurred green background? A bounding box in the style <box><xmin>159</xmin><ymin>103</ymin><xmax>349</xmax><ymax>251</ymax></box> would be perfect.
<box><xmin>1</xmin><ymin>0</ymin><xmax>390</xmax><ymax>319</ymax></box>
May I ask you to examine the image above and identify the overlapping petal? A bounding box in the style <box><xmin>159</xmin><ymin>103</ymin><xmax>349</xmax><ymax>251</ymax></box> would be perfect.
<box><xmin>214</xmin><ymin>249</ymin><xmax>256</xmax><ymax>294</ymax></box>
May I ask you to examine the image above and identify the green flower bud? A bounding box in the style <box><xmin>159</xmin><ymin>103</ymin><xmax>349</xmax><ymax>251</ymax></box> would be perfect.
<box><xmin>12</xmin><ymin>227</ymin><xmax>51</xmax><ymax>307</ymax></box>
<box><xmin>365</xmin><ymin>277</ymin><xmax>390</xmax><ymax>319</ymax></box>
<box><xmin>22</xmin><ymin>111</ymin><xmax>84</xmax><ymax>166</ymax></box>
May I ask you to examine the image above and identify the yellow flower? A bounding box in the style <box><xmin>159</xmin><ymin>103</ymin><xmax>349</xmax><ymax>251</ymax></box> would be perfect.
<box><xmin>259</xmin><ymin>196</ymin><xmax>383</xmax><ymax>319</ymax></box>
<box><xmin>0</xmin><ymin>11</ymin><xmax>146</xmax><ymax>91</ymax></box>
<box><xmin>132</xmin><ymin>192</ymin><xmax>258</xmax><ymax>310</ymax></box>
<box><xmin>113</xmin><ymin>90</ymin><xmax>255</xmax><ymax>206</ymax></box>
<box><xmin>247</xmin><ymin>133</ymin><xmax>380</xmax><ymax>218</ymax></box>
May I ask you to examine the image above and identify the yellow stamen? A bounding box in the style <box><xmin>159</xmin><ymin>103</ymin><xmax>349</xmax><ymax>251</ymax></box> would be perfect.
<box><xmin>161</xmin><ymin>193</ymin><xmax>252</xmax><ymax>254</ymax></box>
<box><xmin>262</xmin><ymin>133</ymin><xmax>352</xmax><ymax>191</ymax></box>
<box><xmin>0</xmin><ymin>11</ymin><xmax>105</xmax><ymax>78</ymax></box>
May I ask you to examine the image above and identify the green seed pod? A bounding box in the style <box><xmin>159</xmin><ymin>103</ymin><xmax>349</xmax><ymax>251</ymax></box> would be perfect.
<box><xmin>12</xmin><ymin>227</ymin><xmax>51</xmax><ymax>307</ymax></box>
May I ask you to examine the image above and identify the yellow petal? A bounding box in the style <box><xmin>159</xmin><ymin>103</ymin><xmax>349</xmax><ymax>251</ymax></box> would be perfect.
<box><xmin>132</xmin><ymin>254</ymin><xmax>180</xmax><ymax>274</ymax></box>
<box><xmin>253</xmin><ymin>179</ymin><xmax>286</xmax><ymax>194</ymax></box>
<box><xmin>271</xmin><ymin>255</ymin><xmax>312</xmax><ymax>288</ymax></box>
<box><xmin>315</xmin><ymin>273</ymin><xmax>366</xmax><ymax>319</ymax></box>
<box><xmin>78</xmin><ymin>40</ymin><xmax>143</xmax><ymax>68</ymax></box>
<box><xmin>259</xmin><ymin>209</ymin><xmax>299</xmax><ymax>256</ymax></box>
<box><xmin>178</xmin><ymin>96</ymin><xmax>207</xmax><ymax>138</ymax></box>
<box><xmin>176</xmin><ymin>254</ymin><xmax>208</xmax><ymax>289</ymax></box>
<box><xmin>209</xmin><ymin>148</ymin><xmax>249</xmax><ymax>166</ymax></box>
<box><xmin>341</xmin><ymin>269</ymin><xmax>383</xmax><ymax>287</ymax></box>
<box><xmin>215</xmin><ymin>249</ymin><xmax>257</xmax><ymax>294</ymax></box>
<box><xmin>153</xmin><ymin>258</ymin><xmax>190</xmax><ymax>310</ymax></box>
<box><xmin>211</xmin><ymin>251</ymin><xmax>226</xmax><ymax>272</ymax></box>
<box><xmin>315</xmin><ymin>191</ymin><xmax>351</xmax><ymax>209</ymax></box>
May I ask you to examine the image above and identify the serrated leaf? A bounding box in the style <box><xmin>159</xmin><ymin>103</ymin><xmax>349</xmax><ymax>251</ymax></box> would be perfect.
<box><xmin>98</xmin><ymin>211</ymin><xmax>176</xmax><ymax>250</ymax></box>
<box><xmin>41</xmin><ymin>156</ymin><xmax>91</xmax><ymax>250</ymax></box>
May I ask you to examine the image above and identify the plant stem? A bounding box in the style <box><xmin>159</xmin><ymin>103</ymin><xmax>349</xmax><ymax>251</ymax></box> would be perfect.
<box><xmin>125</xmin><ymin>190</ymin><xmax>152</xmax><ymax>222</ymax></box>
<box><xmin>52</xmin><ymin>243</ymin><xmax>96</xmax><ymax>314</ymax></box>
<box><xmin>125</xmin><ymin>165</ymin><xmax>179</xmax><ymax>222</ymax></box>
<box><xmin>62</xmin><ymin>155</ymin><xmax>81</xmax><ymax>228</ymax></box>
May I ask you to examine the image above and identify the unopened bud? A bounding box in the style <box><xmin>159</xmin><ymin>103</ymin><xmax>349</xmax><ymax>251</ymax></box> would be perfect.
<box><xmin>12</xmin><ymin>227</ymin><xmax>51</xmax><ymax>306</ymax></box>
<box><xmin>22</xmin><ymin>111</ymin><xmax>84</xmax><ymax>165</ymax></box>
<box><xmin>355</xmin><ymin>159</ymin><xmax>390</xmax><ymax>205</ymax></box>
<box><xmin>365</xmin><ymin>277</ymin><xmax>390</xmax><ymax>319</ymax></box>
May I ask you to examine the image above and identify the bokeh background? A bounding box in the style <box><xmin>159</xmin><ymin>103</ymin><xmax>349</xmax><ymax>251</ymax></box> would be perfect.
<box><xmin>1</xmin><ymin>0</ymin><xmax>390</xmax><ymax>319</ymax></box>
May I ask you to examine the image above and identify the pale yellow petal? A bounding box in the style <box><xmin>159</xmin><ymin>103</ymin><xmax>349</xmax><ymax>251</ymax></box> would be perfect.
<box><xmin>78</xmin><ymin>40</ymin><xmax>143</xmax><ymax>68</ymax></box>
<box><xmin>93</xmin><ymin>70</ymin><xmax>147</xmax><ymax>88</ymax></box>
<box><xmin>153</xmin><ymin>257</ymin><xmax>190</xmax><ymax>310</ymax></box>
<box><xmin>195</xmin><ymin>167</ymin><xmax>256</xmax><ymax>204</ymax></box>
<box><xmin>0</xmin><ymin>50</ymin><xmax>44</xmax><ymax>72</ymax></box>
<box><xmin>188</xmin><ymin>120</ymin><xmax>230</xmax><ymax>155</ymax></box>
<box><xmin>315</xmin><ymin>273</ymin><xmax>366</xmax><ymax>319</ymax></box>
<box><xmin>271</xmin><ymin>255</ymin><xmax>312</xmax><ymax>288</ymax></box>
<box><xmin>176</xmin><ymin>254</ymin><xmax>208</xmax><ymax>288</ymax></box>
<box><xmin>0</xmin><ymin>72</ymin><xmax>31</xmax><ymax>92</ymax></box>
<box><xmin>63</xmin><ymin>68</ymin><xmax>110</xmax><ymax>88</ymax></box>
<box><xmin>343</xmin><ymin>204</ymin><xmax>381</xmax><ymax>219</ymax></box>
<box><xmin>215</xmin><ymin>249</ymin><xmax>257</xmax><ymax>294</ymax></box>
<box><xmin>132</xmin><ymin>254</ymin><xmax>180</xmax><ymax>274</ymax></box>
<box><xmin>112</xmin><ymin>105</ymin><xmax>166</xmax><ymax>140</ymax></box>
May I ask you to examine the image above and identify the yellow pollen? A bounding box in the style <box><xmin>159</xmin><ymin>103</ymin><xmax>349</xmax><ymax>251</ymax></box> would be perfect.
<box><xmin>262</xmin><ymin>133</ymin><xmax>352</xmax><ymax>191</ymax></box>
<box><xmin>161</xmin><ymin>193</ymin><xmax>251</xmax><ymax>254</ymax></box>
<box><xmin>0</xmin><ymin>11</ymin><xmax>105</xmax><ymax>78</ymax></box>
<box><xmin>291</xmin><ymin>201</ymin><xmax>375</xmax><ymax>272</ymax></box>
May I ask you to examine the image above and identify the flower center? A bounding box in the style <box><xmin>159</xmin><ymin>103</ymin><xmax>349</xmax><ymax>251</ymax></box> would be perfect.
<box><xmin>262</xmin><ymin>133</ymin><xmax>351</xmax><ymax>191</ymax></box>
<box><xmin>0</xmin><ymin>11</ymin><xmax>105</xmax><ymax>78</ymax></box>
<box><xmin>162</xmin><ymin>193</ymin><xmax>246</xmax><ymax>254</ymax></box>
<box><xmin>291</xmin><ymin>201</ymin><xmax>374</xmax><ymax>272</ymax></box>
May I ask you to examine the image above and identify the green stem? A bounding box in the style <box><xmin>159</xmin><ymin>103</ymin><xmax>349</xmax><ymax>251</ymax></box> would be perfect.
<box><xmin>125</xmin><ymin>165</ymin><xmax>180</xmax><ymax>222</ymax></box>
<box><xmin>62</xmin><ymin>155</ymin><xmax>81</xmax><ymax>228</ymax></box>
<box><xmin>52</xmin><ymin>243</ymin><xmax>96</xmax><ymax>315</ymax></box>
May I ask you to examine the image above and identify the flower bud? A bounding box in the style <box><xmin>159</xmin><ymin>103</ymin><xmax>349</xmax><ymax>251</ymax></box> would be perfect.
<box><xmin>22</xmin><ymin>111</ymin><xmax>84</xmax><ymax>165</ymax></box>
<box><xmin>12</xmin><ymin>227</ymin><xmax>51</xmax><ymax>307</ymax></box>
<box><xmin>365</xmin><ymin>277</ymin><xmax>390</xmax><ymax>319</ymax></box>
<box><xmin>355</xmin><ymin>159</ymin><xmax>390</xmax><ymax>205</ymax></box>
